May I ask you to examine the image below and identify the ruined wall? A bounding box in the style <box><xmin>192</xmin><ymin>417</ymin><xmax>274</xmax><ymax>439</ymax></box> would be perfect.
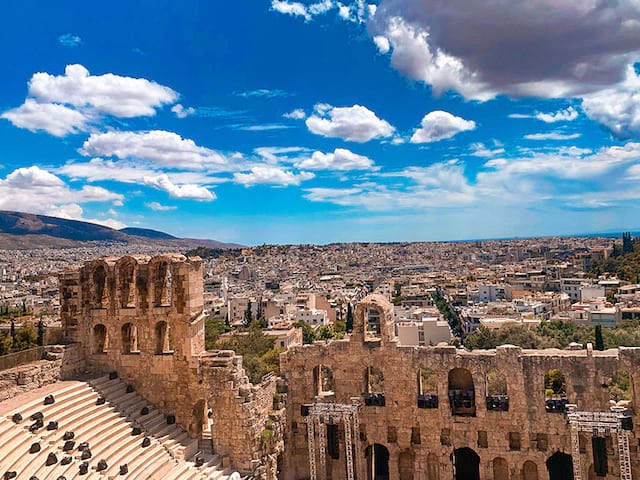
<box><xmin>281</xmin><ymin>294</ymin><xmax>640</xmax><ymax>480</ymax></box>
<box><xmin>0</xmin><ymin>344</ymin><xmax>82</xmax><ymax>402</ymax></box>
<box><xmin>58</xmin><ymin>255</ymin><xmax>282</xmax><ymax>477</ymax></box>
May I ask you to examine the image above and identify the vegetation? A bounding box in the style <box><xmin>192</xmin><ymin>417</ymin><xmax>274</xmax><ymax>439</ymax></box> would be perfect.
<box><xmin>590</xmin><ymin>233</ymin><xmax>640</xmax><ymax>281</ymax></box>
<box><xmin>544</xmin><ymin>369</ymin><xmax>566</xmax><ymax>397</ymax></box>
<box><xmin>0</xmin><ymin>324</ymin><xmax>39</xmax><ymax>355</ymax></box>
<box><xmin>293</xmin><ymin>321</ymin><xmax>343</xmax><ymax>344</ymax></box>
<box><xmin>464</xmin><ymin>320</ymin><xmax>640</xmax><ymax>350</ymax></box>
<box><xmin>204</xmin><ymin>318</ymin><xmax>231</xmax><ymax>349</ymax></box>
<box><xmin>345</xmin><ymin>303</ymin><xmax>354</xmax><ymax>332</ymax></box>
<box><xmin>609</xmin><ymin>372</ymin><xmax>631</xmax><ymax>402</ymax></box>
<box><xmin>184</xmin><ymin>246</ymin><xmax>242</xmax><ymax>259</ymax></box>
<box><xmin>595</xmin><ymin>324</ymin><xmax>604</xmax><ymax>351</ymax></box>
<box><xmin>432</xmin><ymin>291</ymin><xmax>463</xmax><ymax>337</ymax></box>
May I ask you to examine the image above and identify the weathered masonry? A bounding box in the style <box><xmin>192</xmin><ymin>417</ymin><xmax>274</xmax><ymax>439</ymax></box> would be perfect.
<box><xmin>281</xmin><ymin>294</ymin><xmax>640</xmax><ymax>480</ymax></box>
<box><xmin>59</xmin><ymin>255</ymin><xmax>283</xmax><ymax>478</ymax></box>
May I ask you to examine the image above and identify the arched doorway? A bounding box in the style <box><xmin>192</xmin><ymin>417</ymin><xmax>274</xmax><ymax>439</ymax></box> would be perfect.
<box><xmin>365</xmin><ymin>444</ymin><xmax>389</xmax><ymax>480</ymax></box>
<box><xmin>493</xmin><ymin>457</ymin><xmax>509</xmax><ymax>479</ymax></box>
<box><xmin>453</xmin><ymin>448</ymin><xmax>480</xmax><ymax>480</ymax></box>
<box><xmin>192</xmin><ymin>399</ymin><xmax>210</xmax><ymax>437</ymax></box>
<box><xmin>522</xmin><ymin>460</ymin><xmax>538</xmax><ymax>480</ymax></box>
<box><xmin>398</xmin><ymin>450</ymin><xmax>414</xmax><ymax>480</ymax></box>
<box><xmin>546</xmin><ymin>452</ymin><xmax>573</xmax><ymax>480</ymax></box>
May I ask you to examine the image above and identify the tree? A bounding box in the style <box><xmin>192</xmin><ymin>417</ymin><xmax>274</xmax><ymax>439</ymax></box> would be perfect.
<box><xmin>595</xmin><ymin>324</ymin><xmax>604</xmax><ymax>351</ymax></box>
<box><xmin>10</xmin><ymin>320</ymin><xmax>15</xmax><ymax>348</ymax></box>
<box><xmin>293</xmin><ymin>320</ymin><xmax>317</xmax><ymax>344</ymax></box>
<box><xmin>243</xmin><ymin>301</ymin><xmax>253</xmax><ymax>327</ymax></box>
<box><xmin>623</xmin><ymin>232</ymin><xmax>635</xmax><ymax>254</ymax></box>
<box><xmin>37</xmin><ymin>320</ymin><xmax>44</xmax><ymax>347</ymax></box>
<box><xmin>345</xmin><ymin>303</ymin><xmax>354</xmax><ymax>332</ymax></box>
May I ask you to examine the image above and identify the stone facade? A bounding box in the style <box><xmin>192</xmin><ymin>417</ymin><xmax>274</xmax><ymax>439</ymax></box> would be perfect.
<box><xmin>58</xmin><ymin>255</ymin><xmax>283</xmax><ymax>478</ymax></box>
<box><xmin>281</xmin><ymin>294</ymin><xmax>640</xmax><ymax>480</ymax></box>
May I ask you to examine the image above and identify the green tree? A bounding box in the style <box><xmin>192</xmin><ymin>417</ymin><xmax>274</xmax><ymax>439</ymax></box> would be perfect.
<box><xmin>10</xmin><ymin>320</ymin><xmax>15</xmax><ymax>348</ymax></box>
<box><xmin>293</xmin><ymin>320</ymin><xmax>317</xmax><ymax>344</ymax></box>
<box><xmin>243</xmin><ymin>301</ymin><xmax>253</xmax><ymax>327</ymax></box>
<box><xmin>204</xmin><ymin>317</ymin><xmax>231</xmax><ymax>350</ymax></box>
<box><xmin>37</xmin><ymin>320</ymin><xmax>44</xmax><ymax>347</ymax></box>
<box><xmin>345</xmin><ymin>303</ymin><xmax>354</xmax><ymax>332</ymax></box>
<box><xmin>594</xmin><ymin>324</ymin><xmax>604</xmax><ymax>351</ymax></box>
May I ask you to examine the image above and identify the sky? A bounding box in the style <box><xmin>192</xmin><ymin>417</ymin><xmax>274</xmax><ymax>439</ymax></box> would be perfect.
<box><xmin>0</xmin><ymin>0</ymin><xmax>639</xmax><ymax>245</ymax></box>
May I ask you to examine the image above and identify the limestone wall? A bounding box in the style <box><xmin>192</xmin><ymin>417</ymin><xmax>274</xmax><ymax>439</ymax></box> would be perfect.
<box><xmin>281</xmin><ymin>295</ymin><xmax>640</xmax><ymax>480</ymax></box>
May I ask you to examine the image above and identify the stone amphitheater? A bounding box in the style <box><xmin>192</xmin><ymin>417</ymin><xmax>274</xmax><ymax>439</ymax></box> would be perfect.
<box><xmin>1</xmin><ymin>254</ymin><xmax>640</xmax><ymax>480</ymax></box>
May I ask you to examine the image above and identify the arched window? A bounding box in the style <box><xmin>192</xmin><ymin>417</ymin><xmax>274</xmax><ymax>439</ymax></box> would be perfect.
<box><xmin>154</xmin><ymin>262</ymin><xmax>172</xmax><ymax>306</ymax></box>
<box><xmin>119</xmin><ymin>261</ymin><xmax>136</xmax><ymax>308</ymax></box>
<box><xmin>121</xmin><ymin>323</ymin><xmax>139</xmax><ymax>354</ymax></box>
<box><xmin>93</xmin><ymin>324</ymin><xmax>108</xmax><ymax>354</ymax></box>
<box><xmin>365</xmin><ymin>444</ymin><xmax>389</xmax><ymax>480</ymax></box>
<box><xmin>544</xmin><ymin>369</ymin><xmax>568</xmax><ymax>413</ymax></box>
<box><xmin>426</xmin><ymin>453</ymin><xmax>440</xmax><ymax>480</ymax></box>
<box><xmin>486</xmin><ymin>369</ymin><xmax>509</xmax><ymax>411</ymax></box>
<box><xmin>417</xmin><ymin>368</ymin><xmax>438</xmax><ymax>408</ymax></box>
<box><xmin>448</xmin><ymin>368</ymin><xmax>476</xmax><ymax>416</ymax></box>
<box><xmin>493</xmin><ymin>457</ymin><xmax>509</xmax><ymax>480</ymax></box>
<box><xmin>522</xmin><ymin>461</ymin><xmax>538</xmax><ymax>480</ymax></box>
<box><xmin>453</xmin><ymin>448</ymin><xmax>480</xmax><ymax>480</ymax></box>
<box><xmin>398</xmin><ymin>450</ymin><xmax>414</xmax><ymax>480</ymax></box>
<box><xmin>546</xmin><ymin>452</ymin><xmax>574</xmax><ymax>480</ymax></box>
<box><xmin>93</xmin><ymin>265</ymin><xmax>108</xmax><ymax>308</ymax></box>
<box><xmin>313</xmin><ymin>365</ymin><xmax>334</xmax><ymax>397</ymax></box>
<box><xmin>364</xmin><ymin>366</ymin><xmax>385</xmax><ymax>406</ymax></box>
<box><xmin>155</xmin><ymin>321</ymin><xmax>173</xmax><ymax>354</ymax></box>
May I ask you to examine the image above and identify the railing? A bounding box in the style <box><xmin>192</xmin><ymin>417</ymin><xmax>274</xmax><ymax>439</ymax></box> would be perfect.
<box><xmin>0</xmin><ymin>346</ymin><xmax>46</xmax><ymax>371</ymax></box>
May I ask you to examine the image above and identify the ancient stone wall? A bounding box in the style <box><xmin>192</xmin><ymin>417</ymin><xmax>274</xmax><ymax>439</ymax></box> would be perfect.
<box><xmin>0</xmin><ymin>344</ymin><xmax>82</xmax><ymax>402</ymax></box>
<box><xmin>281</xmin><ymin>294</ymin><xmax>640</xmax><ymax>480</ymax></box>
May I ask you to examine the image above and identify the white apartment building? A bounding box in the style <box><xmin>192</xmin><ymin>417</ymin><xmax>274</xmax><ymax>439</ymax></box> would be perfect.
<box><xmin>396</xmin><ymin>317</ymin><xmax>452</xmax><ymax>346</ymax></box>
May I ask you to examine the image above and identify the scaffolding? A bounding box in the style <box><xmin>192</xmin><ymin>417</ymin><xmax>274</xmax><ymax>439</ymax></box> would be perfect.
<box><xmin>304</xmin><ymin>398</ymin><xmax>361</xmax><ymax>480</ymax></box>
<box><xmin>565</xmin><ymin>405</ymin><xmax>633</xmax><ymax>480</ymax></box>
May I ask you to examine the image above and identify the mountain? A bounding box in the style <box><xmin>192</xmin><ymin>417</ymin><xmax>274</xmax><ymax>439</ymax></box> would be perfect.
<box><xmin>119</xmin><ymin>227</ymin><xmax>177</xmax><ymax>239</ymax></box>
<box><xmin>0</xmin><ymin>211</ymin><xmax>241</xmax><ymax>249</ymax></box>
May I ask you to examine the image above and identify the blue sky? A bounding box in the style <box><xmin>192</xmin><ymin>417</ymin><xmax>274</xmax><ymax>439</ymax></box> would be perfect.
<box><xmin>0</xmin><ymin>0</ymin><xmax>639</xmax><ymax>245</ymax></box>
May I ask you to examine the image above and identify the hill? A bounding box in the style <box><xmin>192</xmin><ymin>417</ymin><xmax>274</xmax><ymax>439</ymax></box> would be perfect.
<box><xmin>0</xmin><ymin>210</ymin><xmax>240</xmax><ymax>249</ymax></box>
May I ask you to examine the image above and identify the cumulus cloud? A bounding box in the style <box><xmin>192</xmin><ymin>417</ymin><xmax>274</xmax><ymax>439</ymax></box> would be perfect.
<box><xmin>79</xmin><ymin>130</ymin><xmax>227</xmax><ymax>169</ymax></box>
<box><xmin>171</xmin><ymin>104</ymin><xmax>196</xmax><ymax>118</ymax></box>
<box><xmin>146</xmin><ymin>202</ymin><xmax>177</xmax><ymax>211</ymax></box>
<box><xmin>283</xmin><ymin>109</ymin><xmax>306</xmax><ymax>120</ymax></box>
<box><xmin>296</xmin><ymin>148</ymin><xmax>374</xmax><ymax>170</ymax></box>
<box><xmin>410</xmin><ymin>110</ymin><xmax>475</xmax><ymax>143</ymax></box>
<box><xmin>536</xmin><ymin>107</ymin><xmax>579</xmax><ymax>123</ymax></box>
<box><xmin>0</xmin><ymin>166</ymin><xmax>124</xmax><ymax>226</ymax></box>
<box><xmin>143</xmin><ymin>174</ymin><xmax>216</xmax><ymax>200</ymax></box>
<box><xmin>306</xmin><ymin>104</ymin><xmax>395</xmax><ymax>142</ymax></box>
<box><xmin>1</xmin><ymin>99</ymin><xmax>88</xmax><ymax>136</ymax></box>
<box><xmin>233</xmin><ymin>166</ymin><xmax>314</xmax><ymax>186</ymax></box>
<box><xmin>373</xmin><ymin>35</ymin><xmax>390</xmax><ymax>54</ymax></box>
<box><xmin>581</xmin><ymin>66</ymin><xmax>640</xmax><ymax>138</ymax></box>
<box><xmin>524</xmin><ymin>132</ymin><xmax>581</xmax><ymax>141</ymax></box>
<box><xmin>370</xmin><ymin>0</ymin><xmax>640</xmax><ymax>99</ymax></box>
<box><xmin>58</xmin><ymin>33</ymin><xmax>81</xmax><ymax>47</ymax></box>
<box><xmin>271</xmin><ymin>0</ymin><xmax>336</xmax><ymax>21</ymax></box>
<box><xmin>28</xmin><ymin>64</ymin><xmax>177</xmax><ymax>117</ymax></box>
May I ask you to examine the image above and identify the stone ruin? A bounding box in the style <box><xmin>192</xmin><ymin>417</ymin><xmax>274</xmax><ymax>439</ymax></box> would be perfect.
<box><xmin>49</xmin><ymin>256</ymin><xmax>640</xmax><ymax>479</ymax></box>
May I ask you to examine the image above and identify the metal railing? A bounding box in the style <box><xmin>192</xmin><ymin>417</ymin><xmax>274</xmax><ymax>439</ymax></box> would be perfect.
<box><xmin>0</xmin><ymin>346</ymin><xmax>46</xmax><ymax>371</ymax></box>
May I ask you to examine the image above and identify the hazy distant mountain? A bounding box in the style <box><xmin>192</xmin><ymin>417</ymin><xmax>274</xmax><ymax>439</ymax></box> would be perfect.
<box><xmin>0</xmin><ymin>210</ymin><xmax>241</xmax><ymax>249</ymax></box>
<box><xmin>119</xmin><ymin>227</ymin><xmax>177</xmax><ymax>239</ymax></box>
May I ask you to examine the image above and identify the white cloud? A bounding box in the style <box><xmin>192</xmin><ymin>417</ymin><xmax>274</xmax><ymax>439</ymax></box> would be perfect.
<box><xmin>271</xmin><ymin>0</ymin><xmax>338</xmax><ymax>21</ymax></box>
<box><xmin>235</xmin><ymin>124</ymin><xmax>292</xmax><ymax>131</ymax></box>
<box><xmin>283</xmin><ymin>108</ymin><xmax>306</xmax><ymax>119</ymax></box>
<box><xmin>370</xmin><ymin>0</ymin><xmax>640</xmax><ymax>99</ymax></box>
<box><xmin>28</xmin><ymin>64</ymin><xmax>177</xmax><ymax>117</ymax></box>
<box><xmin>233</xmin><ymin>166</ymin><xmax>314</xmax><ymax>186</ymax></box>
<box><xmin>296</xmin><ymin>148</ymin><xmax>374</xmax><ymax>170</ymax></box>
<box><xmin>79</xmin><ymin>130</ymin><xmax>227</xmax><ymax>169</ymax></box>
<box><xmin>524</xmin><ymin>132</ymin><xmax>581</xmax><ymax>141</ymax></box>
<box><xmin>469</xmin><ymin>142</ymin><xmax>505</xmax><ymax>158</ymax></box>
<box><xmin>58</xmin><ymin>33</ymin><xmax>81</xmax><ymax>47</ymax></box>
<box><xmin>306</xmin><ymin>104</ymin><xmax>395</xmax><ymax>142</ymax></box>
<box><xmin>171</xmin><ymin>104</ymin><xmax>196</xmax><ymax>118</ymax></box>
<box><xmin>410</xmin><ymin>110</ymin><xmax>476</xmax><ymax>143</ymax></box>
<box><xmin>536</xmin><ymin>107</ymin><xmax>579</xmax><ymax>123</ymax></box>
<box><xmin>233</xmin><ymin>88</ymin><xmax>290</xmax><ymax>98</ymax></box>
<box><xmin>581</xmin><ymin>65</ymin><xmax>640</xmax><ymax>138</ymax></box>
<box><xmin>146</xmin><ymin>202</ymin><xmax>177</xmax><ymax>211</ymax></box>
<box><xmin>143</xmin><ymin>174</ymin><xmax>216</xmax><ymax>200</ymax></box>
<box><xmin>0</xmin><ymin>166</ymin><xmax>124</xmax><ymax>226</ymax></box>
<box><xmin>1</xmin><ymin>99</ymin><xmax>88</xmax><ymax>136</ymax></box>
<box><xmin>373</xmin><ymin>35</ymin><xmax>390</xmax><ymax>54</ymax></box>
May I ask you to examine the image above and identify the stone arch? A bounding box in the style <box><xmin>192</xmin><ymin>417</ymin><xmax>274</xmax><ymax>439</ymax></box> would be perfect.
<box><xmin>486</xmin><ymin>368</ymin><xmax>509</xmax><ymax>411</ymax></box>
<box><xmin>92</xmin><ymin>264</ymin><xmax>108</xmax><ymax>308</ymax></box>
<box><xmin>121</xmin><ymin>322</ymin><xmax>139</xmax><ymax>354</ymax></box>
<box><xmin>448</xmin><ymin>368</ymin><xmax>476</xmax><ymax>416</ymax></box>
<box><xmin>418</xmin><ymin>368</ymin><xmax>438</xmax><ymax>408</ymax></box>
<box><xmin>117</xmin><ymin>257</ymin><xmax>136</xmax><ymax>308</ymax></box>
<box><xmin>153</xmin><ymin>260</ymin><xmax>172</xmax><ymax>307</ymax></box>
<box><xmin>365</xmin><ymin>444</ymin><xmax>389</xmax><ymax>480</ymax></box>
<box><xmin>426</xmin><ymin>453</ymin><xmax>439</xmax><ymax>480</ymax></box>
<box><xmin>493</xmin><ymin>457</ymin><xmax>509</xmax><ymax>480</ymax></box>
<box><xmin>453</xmin><ymin>448</ymin><xmax>479</xmax><ymax>480</ymax></box>
<box><xmin>522</xmin><ymin>460</ymin><xmax>538</xmax><ymax>480</ymax></box>
<box><xmin>155</xmin><ymin>321</ymin><xmax>173</xmax><ymax>354</ymax></box>
<box><xmin>354</xmin><ymin>295</ymin><xmax>394</xmax><ymax>345</ymax></box>
<box><xmin>93</xmin><ymin>324</ymin><xmax>108</xmax><ymax>354</ymax></box>
<box><xmin>398</xmin><ymin>450</ymin><xmax>414</xmax><ymax>480</ymax></box>
<box><xmin>546</xmin><ymin>452</ymin><xmax>573</xmax><ymax>480</ymax></box>
<box><xmin>313</xmin><ymin>364</ymin><xmax>335</xmax><ymax>397</ymax></box>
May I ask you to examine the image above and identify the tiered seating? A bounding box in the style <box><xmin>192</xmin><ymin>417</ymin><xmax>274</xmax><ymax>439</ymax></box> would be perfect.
<box><xmin>0</xmin><ymin>376</ymin><xmax>240</xmax><ymax>479</ymax></box>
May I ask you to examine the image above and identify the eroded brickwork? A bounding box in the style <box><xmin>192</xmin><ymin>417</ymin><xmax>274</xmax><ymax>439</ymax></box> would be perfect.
<box><xmin>281</xmin><ymin>294</ymin><xmax>640</xmax><ymax>480</ymax></box>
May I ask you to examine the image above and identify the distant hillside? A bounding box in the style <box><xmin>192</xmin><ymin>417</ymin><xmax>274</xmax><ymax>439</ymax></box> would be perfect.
<box><xmin>0</xmin><ymin>210</ymin><xmax>241</xmax><ymax>250</ymax></box>
<box><xmin>120</xmin><ymin>227</ymin><xmax>176</xmax><ymax>239</ymax></box>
